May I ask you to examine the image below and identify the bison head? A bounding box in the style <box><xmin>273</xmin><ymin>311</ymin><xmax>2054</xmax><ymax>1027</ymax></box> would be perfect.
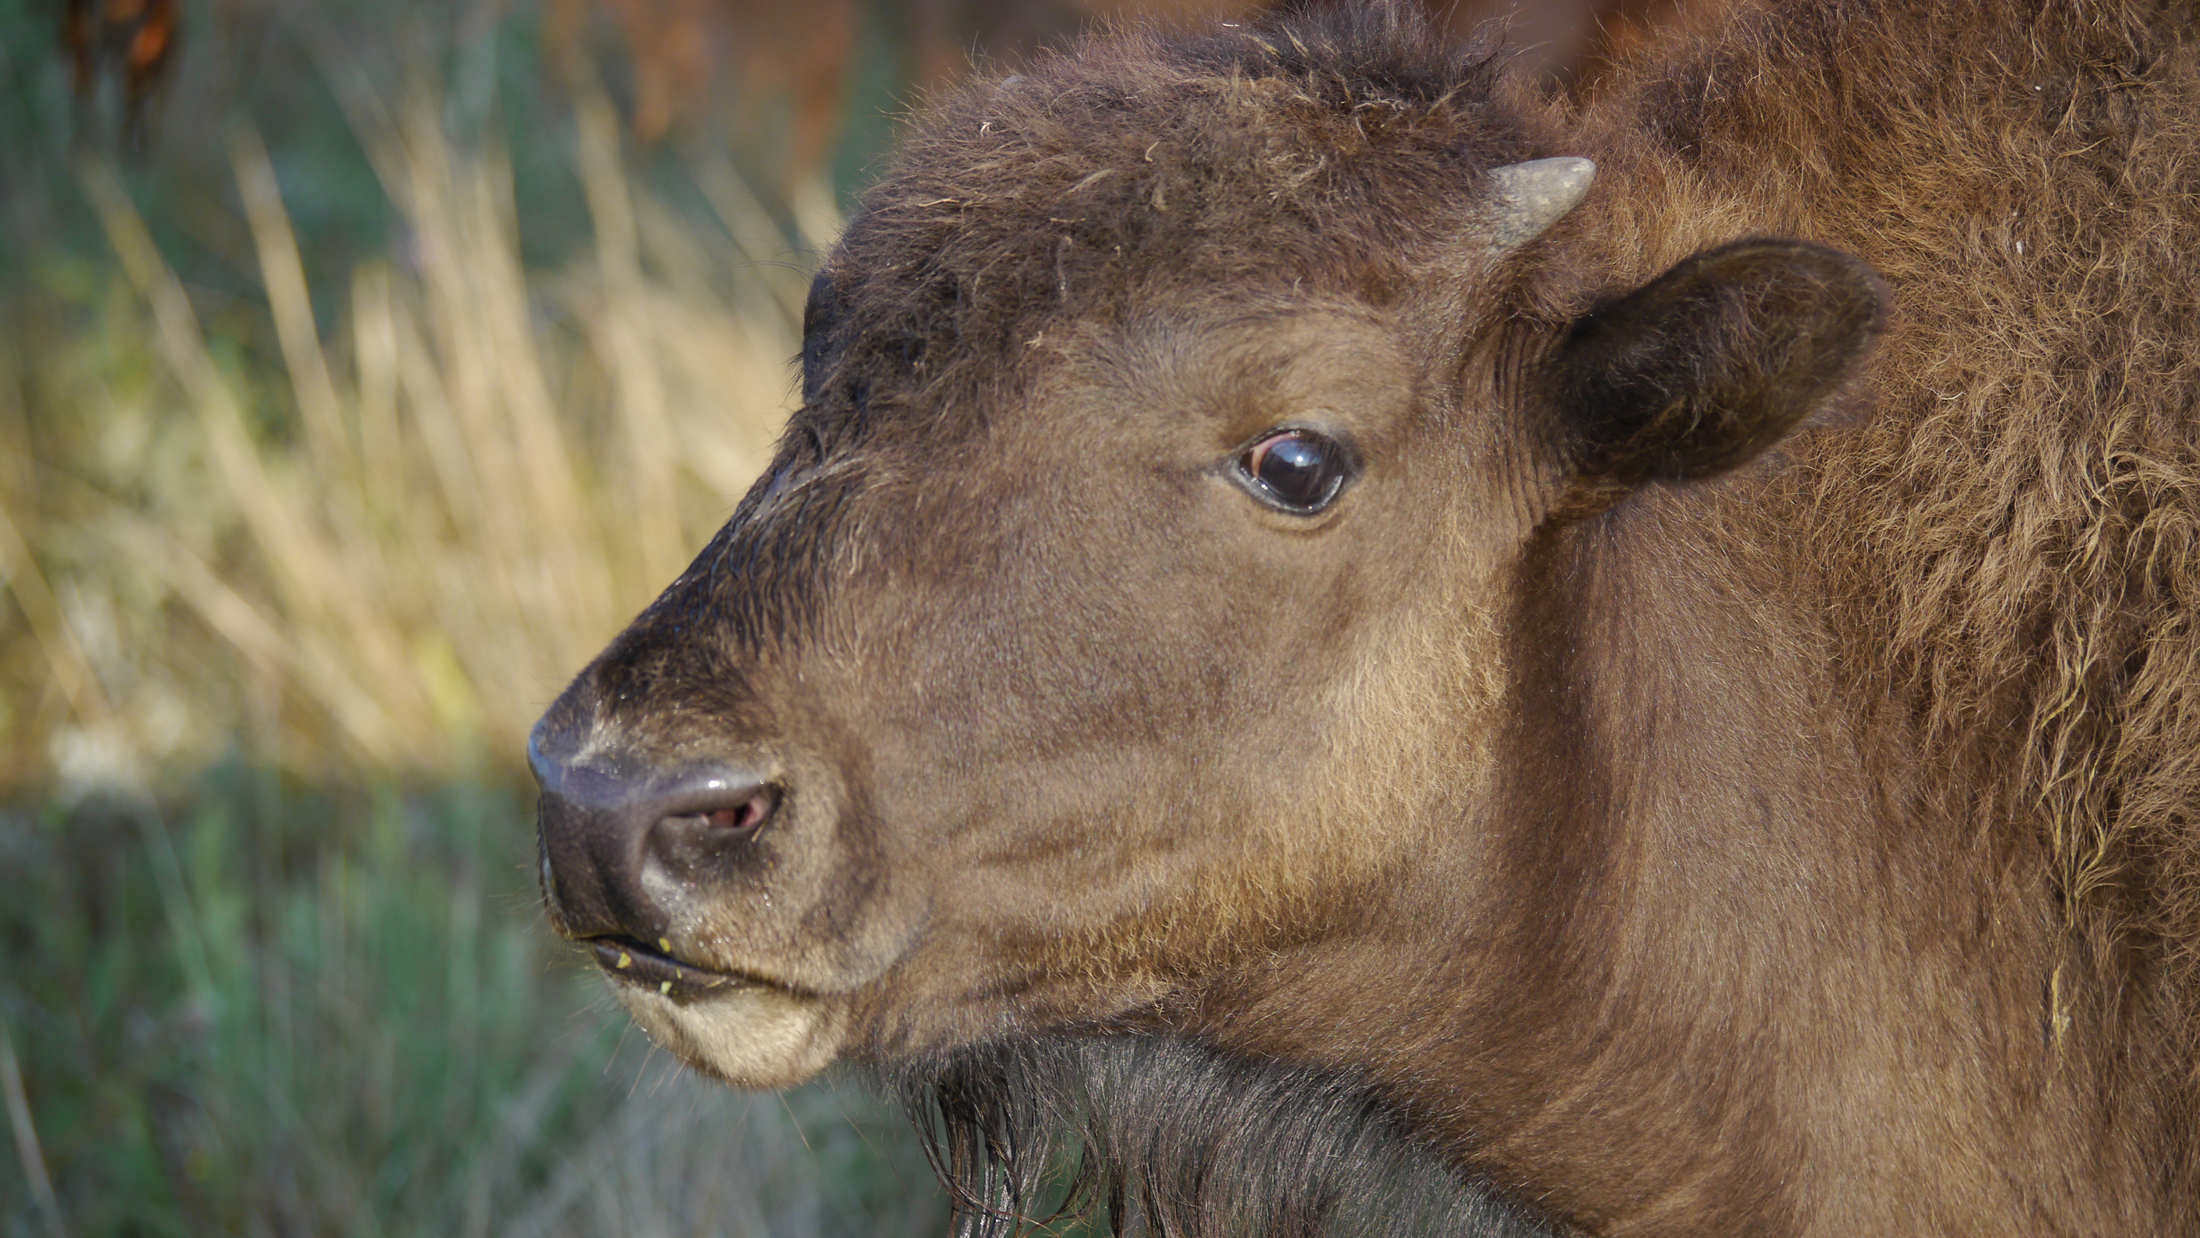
<box><xmin>530</xmin><ymin>3</ymin><xmax>1884</xmax><ymax>1171</ymax></box>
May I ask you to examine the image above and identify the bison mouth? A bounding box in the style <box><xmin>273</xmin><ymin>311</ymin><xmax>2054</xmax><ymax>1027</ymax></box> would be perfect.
<box><xmin>587</xmin><ymin>935</ymin><xmax>776</xmax><ymax>1002</ymax></box>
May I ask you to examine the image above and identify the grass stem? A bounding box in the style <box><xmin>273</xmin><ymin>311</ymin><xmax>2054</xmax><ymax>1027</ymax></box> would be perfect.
<box><xmin>0</xmin><ymin>1021</ymin><xmax>68</xmax><ymax>1238</ymax></box>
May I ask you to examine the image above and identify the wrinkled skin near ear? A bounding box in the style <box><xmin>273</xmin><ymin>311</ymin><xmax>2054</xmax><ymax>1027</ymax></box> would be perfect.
<box><xmin>1545</xmin><ymin>237</ymin><xmax>1891</xmax><ymax>490</ymax></box>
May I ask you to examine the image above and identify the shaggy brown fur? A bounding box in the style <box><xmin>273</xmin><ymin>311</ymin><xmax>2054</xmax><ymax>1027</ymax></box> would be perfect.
<box><xmin>1592</xmin><ymin>0</ymin><xmax>2200</xmax><ymax>1210</ymax></box>
<box><xmin>529</xmin><ymin>2</ymin><xmax>2200</xmax><ymax>1233</ymax></box>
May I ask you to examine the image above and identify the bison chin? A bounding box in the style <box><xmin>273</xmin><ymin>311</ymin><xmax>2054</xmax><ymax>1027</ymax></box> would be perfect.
<box><xmin>611</xmin><ymin>982</ymin><xmax>847</xmax><ymax>1089</ymax></box>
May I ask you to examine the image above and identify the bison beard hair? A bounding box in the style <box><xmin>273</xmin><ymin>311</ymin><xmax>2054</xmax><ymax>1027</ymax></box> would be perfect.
<box><xmin>890</xmin><ymin>1036</ymin><xmax>1559</xmax><ymax>1238</ymax></box>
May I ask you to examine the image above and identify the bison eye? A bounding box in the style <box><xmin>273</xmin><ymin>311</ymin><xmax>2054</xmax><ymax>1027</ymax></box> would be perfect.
<box><xmin>1236</xmin><ymin>428</ymin><xmax>1351</xmax><ymax>513</ymax></box>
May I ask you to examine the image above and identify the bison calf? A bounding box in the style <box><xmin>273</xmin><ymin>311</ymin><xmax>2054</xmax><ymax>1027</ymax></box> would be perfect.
<box><xmin>532</xmin><ymin>0</ymin><xmax>2200</xmax><ymax>1232</ymax></box>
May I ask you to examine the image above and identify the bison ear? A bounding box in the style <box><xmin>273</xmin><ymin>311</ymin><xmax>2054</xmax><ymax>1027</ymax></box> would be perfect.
<box><xmin>1543</xmin><ymin>238</ymin><xmax>1889</xmax><ymax>490</ymax></box>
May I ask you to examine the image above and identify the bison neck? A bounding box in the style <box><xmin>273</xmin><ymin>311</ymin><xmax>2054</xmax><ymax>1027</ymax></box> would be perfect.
<box><xmin>1192</xmin><ymin>482</ymin><xmax>2169</xmax><ymax>1236</ymax></box>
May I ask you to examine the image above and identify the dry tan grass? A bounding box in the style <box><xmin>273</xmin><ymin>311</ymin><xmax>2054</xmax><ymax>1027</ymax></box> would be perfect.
<box><xmin>0</xmin><ymin>97</ymin><xmax>827</xmax><ymax>787</ymax></box>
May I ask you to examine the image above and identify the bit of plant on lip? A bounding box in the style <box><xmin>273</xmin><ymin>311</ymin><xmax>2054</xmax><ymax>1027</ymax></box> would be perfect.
<box><xmin>588</xmin><ymin>936</ymin><xmax>752</xmax><ymax>1000</ymax></box>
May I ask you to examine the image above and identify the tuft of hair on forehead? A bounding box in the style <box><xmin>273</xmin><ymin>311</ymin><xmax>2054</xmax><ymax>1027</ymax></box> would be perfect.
<box><xmin>798</xmin><ymin>2</ymin><xmax>1565</xmax><ymax>441</ymax></box>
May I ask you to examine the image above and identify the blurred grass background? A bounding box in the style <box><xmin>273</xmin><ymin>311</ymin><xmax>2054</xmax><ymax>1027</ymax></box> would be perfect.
<box><xmin>0</xmin><ymin>0</ymin><xmax>1676</xmax><ymax>1233</ymax></box>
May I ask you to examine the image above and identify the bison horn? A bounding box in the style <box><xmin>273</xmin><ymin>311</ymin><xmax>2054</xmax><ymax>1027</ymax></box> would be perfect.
<box><xmin>1486</xmin><ymin>157</ymin><xmax>1597</xmax><ymax>253</ymax></box>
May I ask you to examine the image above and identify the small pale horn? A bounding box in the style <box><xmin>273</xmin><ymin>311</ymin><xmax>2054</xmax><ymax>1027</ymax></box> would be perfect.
<box><xmin>1485</xmin><ymin>157</ymin><xmax>1597</xmax><ymax>252</ymax></box>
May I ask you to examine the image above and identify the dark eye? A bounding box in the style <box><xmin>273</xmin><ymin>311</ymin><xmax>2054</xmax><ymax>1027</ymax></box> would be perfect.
<box><xmin>1237</xmin><ymin>429</ymin><xmax>1351</xmax><ymax>513</ymax></box>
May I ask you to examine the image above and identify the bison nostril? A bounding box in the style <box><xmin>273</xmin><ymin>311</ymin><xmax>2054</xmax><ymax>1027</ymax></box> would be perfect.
<box><xmin>533</xmin><ymin>755</ymin><xmax>783</xmax><ymax>945</ymax></box>
<box><xmin>646</xmin><ymin>777</ymin><xmax>783</xmax><ymax>881</ymax></box>
<box><xmin>668</xmin><ymin>784</ymin><xmax>780</xmax><ymax>838</ymax></box>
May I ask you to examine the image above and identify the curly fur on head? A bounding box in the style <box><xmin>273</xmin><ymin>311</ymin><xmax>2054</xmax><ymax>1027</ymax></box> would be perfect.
<box><xmin>800</xmin><ymin>3</ymin><xmax>1559</xmax><ymax>446</ymax></box>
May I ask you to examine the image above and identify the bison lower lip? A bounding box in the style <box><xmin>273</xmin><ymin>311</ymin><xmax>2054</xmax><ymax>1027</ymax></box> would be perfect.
<box><xmin>590</xmin><ymin>937</ymin><xmax>761</xmax><ymax>1000</ymax></box>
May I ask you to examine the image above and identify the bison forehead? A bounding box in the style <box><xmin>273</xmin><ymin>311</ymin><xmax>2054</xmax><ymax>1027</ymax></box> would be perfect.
<box><xmin>798</xmin><ymin>7</ymin><xmax>1560</xmax><ymax>444</ymax></box>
